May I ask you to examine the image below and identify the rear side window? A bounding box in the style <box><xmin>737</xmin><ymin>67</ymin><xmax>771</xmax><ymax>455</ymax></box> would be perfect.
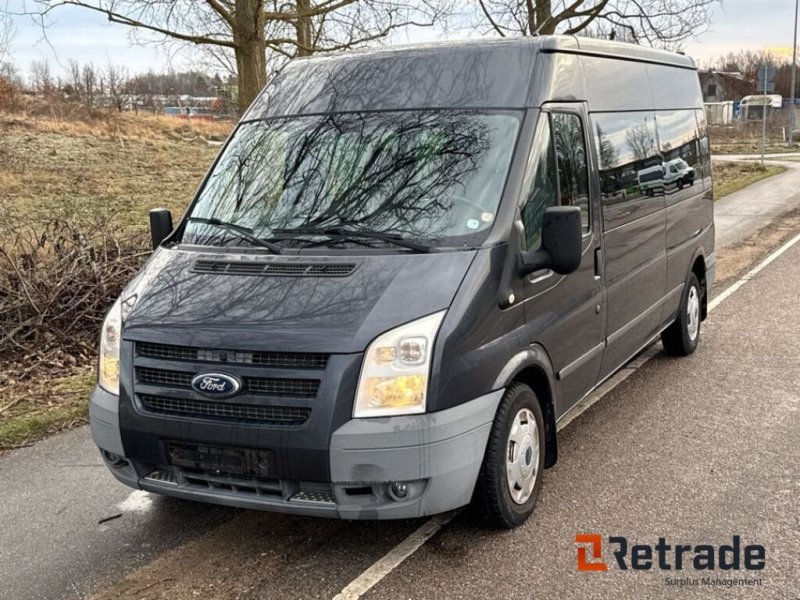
<box><xmin>593</xmin><ymin>111</ymin><xmax>661</xmax><ymax>230</ymax></box>
<box><xmin>655</xmin><ymin>110</ymin><xmax>703</xmax><ymax>201</ymax></box>
<box><xmin>695</xmin><ymin>109</ymin><xmax>711</xmax><ymax>188</ymax></box>
<box><xmin>552</xmin><ymin>113</ymin><xmax>590</xmax><ymax>232</ymax></box>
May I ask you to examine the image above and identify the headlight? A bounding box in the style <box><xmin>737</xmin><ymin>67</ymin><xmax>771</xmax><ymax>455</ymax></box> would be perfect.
<box><xmin>98</xmin><ymin>297</ymin><xmax>122</xmax><ymax>395</ymax></box>
<box><xmin>354</xmin><ymin>311</ymin><xmax>446</xmax><ymax>418</ymax></box>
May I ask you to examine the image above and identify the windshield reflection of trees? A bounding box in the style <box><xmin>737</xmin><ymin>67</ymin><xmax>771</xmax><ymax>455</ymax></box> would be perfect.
<box><xmin>186</xmin><ymin>110</ymin><xmax>519</xmax><ymax>248</ymax></box>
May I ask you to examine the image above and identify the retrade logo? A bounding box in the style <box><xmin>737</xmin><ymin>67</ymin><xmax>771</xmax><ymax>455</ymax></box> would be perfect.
<box><xmin>191</xmin><ymin>372</ymin><xmax>242</xmax><ymax>399</ymax></box>
<box><xmin>576</xmin><ymin>534</ymin><xmax>608</xmax><ymax>571</ymax></box>
<box><xmin>575</xmin><ymin>534</ymin><xmax>766</xmax><ymax>573</ymax></box>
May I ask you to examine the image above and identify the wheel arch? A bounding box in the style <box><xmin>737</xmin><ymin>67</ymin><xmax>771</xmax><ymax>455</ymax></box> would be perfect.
<box><xmin>492</xmin><ymin>346</ymin><xmax>558</xmax><ymax>469</ymax></box>
<box><xmin>688</xmin><ymin>248</ymin><xmax>708</xmax><ymax>321</ymax></box>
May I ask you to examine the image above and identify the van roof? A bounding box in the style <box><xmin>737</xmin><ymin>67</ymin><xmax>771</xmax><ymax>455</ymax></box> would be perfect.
<box><xmin>292</xmin><ymin>35</ymin><xmax>697</xmax><ymax>70</ymax></box>
<box><xmin>246</xmin><ymin>35</ymin><xmax>698</xmax><ymax>119</ymax></box>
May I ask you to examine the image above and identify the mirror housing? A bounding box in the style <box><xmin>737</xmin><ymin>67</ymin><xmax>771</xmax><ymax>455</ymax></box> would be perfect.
<box><xmin>149</xmin><ymin>208</ymin><xmax>173</xmax><ymax>250</ymax></box>
<box><xmin>520</xmin><ymin>206</ymin><xmax>583</xmax><ymax>276</ymax></box>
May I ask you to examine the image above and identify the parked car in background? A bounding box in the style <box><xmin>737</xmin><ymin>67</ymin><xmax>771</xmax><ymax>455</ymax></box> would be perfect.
<box><xmin>187</xmin><ymin>107</ymin><xmax>216</xmax><ymax>120</ymax></box>
<box><xmin>163</xmin><ymin>106</ymin><xmax>190</xmax><ymax>118</ymax></box>
<box><xmin>638</xmin><ymin>164</ymin><xmax>666</xmax><ymax>196</ymax></box>
<box><xmin>665</xmin><ymin>158</ymin><xmax>695</xmax><ymax>189</ymax></box>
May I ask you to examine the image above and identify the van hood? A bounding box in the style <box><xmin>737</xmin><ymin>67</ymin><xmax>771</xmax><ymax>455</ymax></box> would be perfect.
<box><xmin>122</xmin><ymin>247</ymin><xmax>476</xmax><ymax>353</ymax></box>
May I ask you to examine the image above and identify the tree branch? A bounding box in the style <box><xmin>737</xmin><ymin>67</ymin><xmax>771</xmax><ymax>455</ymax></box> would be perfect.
<box><xmin>478</xmin><ymin>0</ymin><xmax>506</xmax><ymax>37</ymax></box>
<box><xmin>48</xmin><ymin>1</ymin><xmax>237</xmax><ymax>48</ymax></box>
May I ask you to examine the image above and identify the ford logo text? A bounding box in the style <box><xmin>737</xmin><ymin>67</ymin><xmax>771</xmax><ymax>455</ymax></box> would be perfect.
<box><xmin>191</xmin><ymin>373</ymin><xmax>242</xmax><ymax>399</ymax></box>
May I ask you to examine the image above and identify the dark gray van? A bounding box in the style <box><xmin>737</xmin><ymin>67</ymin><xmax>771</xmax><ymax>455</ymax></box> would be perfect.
<box><xmin>91</xmin><ymin>36</ymin><xmax>714</xmax><ymax>528</ymax></box>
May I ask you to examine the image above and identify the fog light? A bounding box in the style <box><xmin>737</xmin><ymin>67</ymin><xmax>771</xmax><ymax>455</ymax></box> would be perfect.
<box><xmin>389</xmin><ymin>481</ymin><xmax>409</xmax><ymax>500</ymax></box>
<box><xmin>101</xmin><ymin>450</ymin><xmax>128</xmax><ymax>468</ymax></box>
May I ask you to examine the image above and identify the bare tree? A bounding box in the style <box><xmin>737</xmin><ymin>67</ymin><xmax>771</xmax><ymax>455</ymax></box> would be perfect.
<box><xmin>104</xmin><ymin>62</ymin><xmax>128</xmax><ymax>111</ymax></box>
<box><xmin>30</xmin><ymin>58</ymin><xmax>55</xmax><ymax>93</ymax></box>
<box><xmin>626</xmin><ymin>120</ymin><xmax>655</xmax><ymax>162</ymax></box>
<box><xmin>30</xmin><ymin>1</ymin><xmax>447</xmax><ymax>114</ymax></box>
<box><xmin>473</xmin><ymin>0</ymin><xmax>719</xmax><ymax>47</ymax></box>
<box><xmin>0</xmin><ymin>13</ymin><xmax>14</xmax><ymax>65</ymax></box>
<box><xmin>67</xmin><ymin>59</ymin><xmax>99</xmax><ymax>108</ymax></box>
<box><xmin>596</xmin><ymin>122</ymin><xmax>617</xmax><ymax>170</ymax></box>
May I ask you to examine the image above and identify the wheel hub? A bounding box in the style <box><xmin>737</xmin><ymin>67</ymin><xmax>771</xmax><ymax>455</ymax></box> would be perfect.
<box><xmin>506</xmin><ymin>408</ymin><xmax>539</xmax><ymax>505</ymax></box>
<box><xmin>687</xmin><ymin>285</ymin><xmax>700</xmax><ymax>342</ymax></box>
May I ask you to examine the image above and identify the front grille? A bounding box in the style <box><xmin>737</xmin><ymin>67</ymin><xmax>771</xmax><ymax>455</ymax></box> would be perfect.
<box><xmin>137</xmin><ymin>342</ymin><xmax>329</xmax><ymax>369</ymax></box>
<box><xmin>134</xmin><ymin>342</ymin><xmax>326</xmax><ymax>426</ymax></box>
<box><xmin>137</xmin><ymin>367</ymin><xmax>192</xmax><ymax>388</ymax></box>
<box><xmin>246</xmin><ymin>377</ymin><xmax>319</xmax><ymax>397</ymax></box>
<box><xmin>140</xmin><ymin>395</ymin><xmax>311</xmax><ymax>425</ymax></box>
<box><xmin>193</xmin><ymin>259</ymin><xmax>356</xmax><ymax>278</ymax></box>
<box><xmin>137</xmin><ymin>367</ymin><xmax>320</xmax><ymax>398</ymax></box>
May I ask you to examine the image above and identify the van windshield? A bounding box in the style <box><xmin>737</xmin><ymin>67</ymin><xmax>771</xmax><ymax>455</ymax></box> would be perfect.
<box><xmin>182</xmin><ymin>110</ymin><xmax>520</xmax><ymax>249</ymax></box>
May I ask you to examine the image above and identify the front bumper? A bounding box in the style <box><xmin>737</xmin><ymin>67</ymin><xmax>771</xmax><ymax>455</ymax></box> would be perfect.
<box><xmin>90</xmin><ymin>386</ymin><xmax>503</xmax><ymax>519</ymax></box>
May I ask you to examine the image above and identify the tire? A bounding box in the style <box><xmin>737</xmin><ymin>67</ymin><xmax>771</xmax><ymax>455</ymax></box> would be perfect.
<box><xmin>661</xmin><ymin>272</ymin><xmax>702</xmax><ymax>356</ymax></box>
<box><xmin>473</xmin><ymin>383</ymin><xmax>546</xmax><ymax>529</ymax></box>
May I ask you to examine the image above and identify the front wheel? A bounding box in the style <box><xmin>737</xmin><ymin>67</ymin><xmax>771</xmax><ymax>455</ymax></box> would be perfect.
<box><xmin>473</xmin><ymin>383</ymin><xmax>545</xmax><ymax>529</ymax></box>
<box><xmin>661</xmin><ymin>272</ymin><xmax>702</xmax><ymax>356</ymax></box>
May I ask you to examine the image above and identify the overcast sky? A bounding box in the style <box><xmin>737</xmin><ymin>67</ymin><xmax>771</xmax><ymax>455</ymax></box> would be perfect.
<box><xmin>6</xmin><ymin>0</ymin><xmax>799</xmax><ymax>77</ymax></box>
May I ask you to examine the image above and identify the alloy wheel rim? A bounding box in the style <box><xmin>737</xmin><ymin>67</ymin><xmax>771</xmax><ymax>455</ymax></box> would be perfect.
<box><xmin>506</xmin><ymin>408</ymin><xmax>539</xmax><ymax>505</ymax></box>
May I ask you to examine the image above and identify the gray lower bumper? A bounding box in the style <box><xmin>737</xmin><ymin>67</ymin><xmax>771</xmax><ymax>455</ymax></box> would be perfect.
<box><xmin>89</xmin><ymin>385</ymin><xmax>504</xmax><ymax>520</ymax></box>
<box><xmin>89</xmin><ymin>386</ymin><xmax>125</xmax><ymax>456</ymax></box>
<box><xmin>330</xmin><ymin>389</ymin><xmax>504</xmax><ymax>519</ymax></box>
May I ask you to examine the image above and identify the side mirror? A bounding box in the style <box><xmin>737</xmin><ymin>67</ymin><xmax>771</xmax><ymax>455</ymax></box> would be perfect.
<box><xmin>149</xmin><ymin>208</ymin><xmax>173</xmax><ymax>249</ymax></box>
<box><xmin>520</xmin><ymin>206</ymin><xmax>583</xmax><ymax>276</ymax></box>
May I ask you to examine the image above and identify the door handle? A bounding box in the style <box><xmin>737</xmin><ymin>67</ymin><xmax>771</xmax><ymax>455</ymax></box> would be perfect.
<box><xmin>594</xmin><ymin>247</ymin><xmax>602</xmax><ymax>279</ymax></box>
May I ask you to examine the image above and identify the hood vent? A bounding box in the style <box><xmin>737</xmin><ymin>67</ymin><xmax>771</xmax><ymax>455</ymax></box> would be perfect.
<box><xmin>193</xmin><ymin>259</ymin><xmax>356</xmax><ymax>278</ymax></box>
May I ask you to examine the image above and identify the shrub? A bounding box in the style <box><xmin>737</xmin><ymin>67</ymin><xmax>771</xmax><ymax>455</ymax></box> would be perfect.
<box><xmin>0</xmin><ymin>77</ymin><xmax>20</xmax><ymax>112</ymax></box>
<box><xmin>0</xmin><ymin>212</ymin><xmax>149</xmax><ymax>371</ymax></box>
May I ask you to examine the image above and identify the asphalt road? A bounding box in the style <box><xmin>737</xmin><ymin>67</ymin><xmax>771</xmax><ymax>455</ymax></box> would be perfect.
<box><xmin>712</xmin><ymin>157</ymin><xmax>800</xmax><ymax>248</ymax></box>
<box><xmin>1</xmin><ymin>170</ymin><xmax>798</xmax><ymax>600</ymax></box>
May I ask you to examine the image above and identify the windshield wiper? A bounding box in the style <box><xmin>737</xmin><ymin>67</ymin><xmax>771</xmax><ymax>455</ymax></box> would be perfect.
<box><xmin>187</xmin><ymin>217</ymin><xmax>283</xmax><ymax>254</ymax></box>
<box><xmin>272</xmin><ymin>227</ymin><xmax>433</xmax><ymax>253</ymax></box>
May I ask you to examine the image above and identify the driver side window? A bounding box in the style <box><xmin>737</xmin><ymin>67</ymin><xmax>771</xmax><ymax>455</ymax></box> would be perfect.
<box><xmin>521</xmin><ymin>117</ymin><xmax>558</xmax><ymax>250</ymax></box>
<box><xmin>521</xmin><ymin>111</ymin><xmax>591</xmax><ymax>250</ymax></box>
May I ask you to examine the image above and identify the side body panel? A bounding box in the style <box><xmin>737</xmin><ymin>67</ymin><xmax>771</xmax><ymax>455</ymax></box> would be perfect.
<box><xmin>662</xmin><ymin>108</ymin><xmax>715</xmax><ymax>325</ymax></box>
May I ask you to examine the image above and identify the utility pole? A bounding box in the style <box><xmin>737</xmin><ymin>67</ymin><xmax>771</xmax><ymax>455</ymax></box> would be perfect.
<box><xmin>790</xmin><ymin>0</ymin><xmax>799</xmax><ymax>145</ymax></box>
<box><xmin>762</xmin><ymin>74</ymin><xmax>768</xmax><ymax>165</ymax></box>
<box><xmin>758</xmin><ymin>65</ymin><xmax>776</xmax><ymax>165</ymax></box>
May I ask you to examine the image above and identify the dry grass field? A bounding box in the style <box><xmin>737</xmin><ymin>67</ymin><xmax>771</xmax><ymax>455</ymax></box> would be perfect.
<box><xmin>0</xmin><ymin>111</ymin><xmax>231</xmax><ymax>451</ymax></box>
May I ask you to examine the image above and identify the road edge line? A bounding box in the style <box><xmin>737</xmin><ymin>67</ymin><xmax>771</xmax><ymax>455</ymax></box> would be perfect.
<box><xmin>331</xmin><ymin>229</ymin><xmax>800</xmax><ymax>600</ymax></box>
<box><xmin>708</xmin><ymin>231</ymin><xmax>800</xmax><ymax>312</ymax></box>
<box><xmin>332</xmin><ymin>512</ymin><xmax>457</xmax><ymax>600</ymax></box>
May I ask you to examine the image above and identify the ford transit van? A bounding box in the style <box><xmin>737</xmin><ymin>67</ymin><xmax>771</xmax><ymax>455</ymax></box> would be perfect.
<box><xmin>91</xmin><ymin>36</ymin><xmax>715</xmax><ymax>528</ymax></box>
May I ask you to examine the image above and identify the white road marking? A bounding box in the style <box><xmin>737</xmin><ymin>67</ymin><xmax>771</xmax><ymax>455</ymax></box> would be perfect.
<box><xmin>332</xmin><ymin>229</ymin><xmax>800</xmax><ymax>600</ymax></box>
<box><xmin>709</xmin><ymin>231</ymin><xmax>800</xmax><ymax>312</ymax></box>
<box><xmin>331</xmin><ymin>513</ymin><xmax>457</xmax><ymax>600</ymax></box>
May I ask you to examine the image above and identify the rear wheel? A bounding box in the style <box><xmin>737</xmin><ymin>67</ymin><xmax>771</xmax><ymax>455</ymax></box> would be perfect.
<box><xmin>661</xmin><ymin>272</ymin><xmax>702</xmax><ymax>356</ymax></box>
<box><xmin>473</xmin><ymin>383</ymin><xmax>545</xmax><ymax>529</ymax></box>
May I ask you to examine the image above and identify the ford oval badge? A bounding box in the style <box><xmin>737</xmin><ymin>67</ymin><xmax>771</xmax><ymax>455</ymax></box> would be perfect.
<box><xmin>191</xmin><ymin>373</ymin><xmax>242</xmax><ymax>399</ymax></box>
